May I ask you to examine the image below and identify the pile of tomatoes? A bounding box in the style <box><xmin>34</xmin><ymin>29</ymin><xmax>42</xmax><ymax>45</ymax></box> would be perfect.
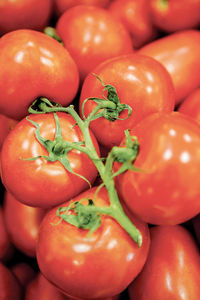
<box><xmin>0</xmin><ymin>1</ymin><xmax>200</xmax><ymax>299</ymax></box>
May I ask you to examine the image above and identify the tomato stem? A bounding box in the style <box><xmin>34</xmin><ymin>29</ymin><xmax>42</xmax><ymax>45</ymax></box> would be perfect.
<box><xmin>28</xmin><ymin>89</ymin><xmax>143</xmax><ymax>246</ymax></box>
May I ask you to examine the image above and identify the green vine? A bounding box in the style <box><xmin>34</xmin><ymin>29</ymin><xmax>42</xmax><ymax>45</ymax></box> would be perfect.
<box><xmin>26</xmin><ymin>77</ymin><xmax>143</xmax><ymax>247</ymax></box>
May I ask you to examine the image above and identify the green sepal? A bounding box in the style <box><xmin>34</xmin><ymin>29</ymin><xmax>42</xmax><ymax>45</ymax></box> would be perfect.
<box><xmin>22</xmin><ymin>113</ymin><xmax>91</xmax><ymax>188</ymax></box>
<box><xmin>56</xmin><ymin>199</ymin><xmax>101</xmax><ymax>234</ymax></box>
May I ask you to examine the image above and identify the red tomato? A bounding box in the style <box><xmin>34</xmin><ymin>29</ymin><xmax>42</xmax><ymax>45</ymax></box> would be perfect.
<box><xmin>1</xmin><ymin>113</ymin><xmax>99</xmax><ymax>208</ymax></box>
<box><xmin>150</xmin><ymin>0</ymin><xmax>200</xmax><ymax>32</ymax></box>
<box><xmin>108</xmin><ymin>0</ymin><xmax>156</xmax><ymax>49</ymax></box>
<box><xmin>138</xmin><ymin>30</ymin><xmax>200</xmax><ymax>105</ymax></box>
<box><xmin>115</xmin><ymin>112</ymin><xmax>200</xmax><ymax>225</ymax></box>
<box><xmin>128</xmin><ymin>225</ymin><xmax>200</xmax><ymax>300</ymax></box>
<box><xmin>178</xmin><ymin>88</ymin><xmax>200</xmax><ymax>124</ymax></box>
<box><xmin>11</xmin><ymin>263</ymin><xmax>35</xmax><ymax>288</ymax></box>
<box><xmin>0</xmin><ymin>0</ymin><xmax>52</xmax><ymax>35</ymax></box>
<box><xmin>0</xmin><ymin>206</ymin><xmax>13</xmax><ymax>261</ymax></box>
<box><xmin>79</xmin><ymin>54</ymin><xmax>175</xmax><ymax>149</ymax></box>
<box><xmin>54</xmin><ymin>0</ymin><xmax>111</xmax><ymax>16</ymax></box>
<box><xmin>0</xmin><ymin>114</ymin><xmax>17</xmax><ymax>149</ymax></box>
<box><xmin>36</xmin><ymin>187</ymin><xmax>150</xmax><ymax>299</ymax></box>
<box><xmin>4</xmin><ymin>192</ymin><xmax>45</xmax><ymax>256</ymax></box>
<box><xmin>56</xmin><ymin>5</ymin><xmax>133</xmax><ymax>81</ymax></box>
<box><xmin>0</xmin><ymin>262</ymin><xmax>22</xmax><ymax>300</ymax></box>
<box><xmin>26</xmin><ymin>273</ymin><xmax>67</xmax><ymax>300</ymax></box>
<box><xmin>0</xmin><ymin>29</ymin><xmax>79</xmax><ymax>120</ymax></box>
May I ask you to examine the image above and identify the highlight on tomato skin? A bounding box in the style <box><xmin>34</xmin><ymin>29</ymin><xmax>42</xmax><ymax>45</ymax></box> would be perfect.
<box><xmin>56</xmin><ymin>5</ymin><xmax>134</xmax><ymax>81</ymax></box>
<box><xmin>128</xmin><ymin>225</ymin><xmax>200</xmax><ymax>300</ymax></box>
<box><xmin>115</xmin><ymin>111</ymin><xmax>200</xmax><ymax>226</ymax></box>
<box><xmin>0</xmin><ymin>29</ymin><xmax>80</xmax><ymax>120</ymax></box>
<box><xmin>36</xmin><ymin>186</ymin><xmax>150</xmax><ymax>300</ymax></box>
<box><xmin>138</xmin><ymin>30</ymin><xmax>200</xmax><ymax>105</ymax></box>
<box><xmin>79</xmin><ymin>53</ymin><xmax>175</xmax><ymax>149</ymax></box>
<box><xmin>0</xmin><ymin>112</ymin><xmax>100</xmax><ymax>209</ymax></box>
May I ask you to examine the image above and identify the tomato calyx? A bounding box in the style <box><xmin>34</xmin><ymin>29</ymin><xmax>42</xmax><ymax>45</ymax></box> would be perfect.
<box><xmin>23</xmin><ymin>112</ymin><xmax>91</xmax><ymax>187</ymax></box>
<box><xmin>44</xmin><ymin>26</ymin><xmax>63</xmax><ymax>45</ymax></box>
<box><xmin>82</xmin><ymin>74</ymin><xmax>132</xmax><ymax>122</ymax></box>
<box><xmin>27</xmin><ymin>97</ymin><xmax>143</xmax><ymax>247</ymax></box>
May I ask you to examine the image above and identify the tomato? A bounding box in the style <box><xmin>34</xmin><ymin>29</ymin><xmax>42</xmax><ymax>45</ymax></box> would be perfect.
<box><xmin>150</xmin><ymin>0</ymin><xmax>200</xmax><ymax>33</ymax></box>
<box><xmin>3</xmin><ymin>192</ymin><xmax>46</xmax><ymax>256</ymax></box>
<box><xmin>0</xmin><ymin>0</ymin><xmax>52</xmax><ymax>35</ymax></box>
<box><xmin>138</xmin><ymin>30</ymin><xmax>200</xmax><ymax>105</ymax></box>
<box><xmin>115</xmin><ymin>112</ymin><xmax>200</xmax><ymax>225</ymax></box>
<box><xmin>128</xmin><ymin>225</ymin><xmax>200</xmax><ymax>300</ymax></box>
<box><xmin>0</xmin><ymin>29</ymin><xmax>79</xmax><ymax>120</ymax></box>
<box><xmin>0</xmin><ymin>206</ymin><xmax>13</xmax><ymax>262</ymax></box>
<box><xmin>0</xmin><ymin>262</ymin><xmax>22</xmax><ymax>300</ymax></box>
<box><xmin>11</xmin><ymin>263</ymin><xmax>35</xmax><ymax>288</ymax></box>
<box><xmin>56</xmin><ymin>5</ymin><xmax>133</xmax><ymax>81</ymax></box>
<box><xmin>79</xmin><ymin>54</ymin><xmax>175</xmax><ymax>149</ymax></box>
<box><xmin>108</xmin><ymin>0</ymin><xmax>156</xmax><ymax>49</ymax></box>
<box><xmin>178</xmin><ymin>88</ymin><xmax>200</xmax><ymax>125</ymax></box>
<box><xmin>54</xmin><ymin>0</ymin><xmax>111</xmax><ymax>16</ymax></box>
<box><xmin>0</xmin><ymin>114</ymin><xmax>17</xmax><ymax>149</ymax></box>
<box><xmin>1</xmin><ymin>112</ymin><xmax>99</xmax><ymax>208</ymax></box>
<box><xmin>26</xmin><ymin>273</ymin><xmax>67</xmax><ymax>300</ymax></box>
<box><xmin>36</xmin><ymin>186</ymin><xmax>150</xmax><ymax>299</ymax></box>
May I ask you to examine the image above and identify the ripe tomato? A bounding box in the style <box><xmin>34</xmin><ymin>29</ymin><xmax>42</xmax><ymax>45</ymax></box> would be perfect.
<box><xmin>26</xmin><ymin>273</ymin><xmax>67</xmax><ymax>300</ymax></box>
<box><xmin>54</xmin><ymin>0</ymin><xmax>111</xmax><ymax>16</ymax></box>
<box><xmin>4</xmin><ymin>192</ymin><xmax>46</xmax><ymax>257</ymax></box>
<box><xmin>150</xmin><ymin>0</ymin><xmax>200</xmax><ymax>33</ymax></box>
<box><xmin>0</xmin><ymin>29</ymin><xmax>79</xmax><ymax>120</ymax></box>
<box><xmin>0</xmin><ymin>0</ymin><xmax>52</xmax><ymax>35</ymax></box>
<box><xmin>79</xmin><ymin>54</ymin><xmax>175</xmax><ymax>149</ymax></box>
<box><xmin>192</xmin><ymin>214</ymin><xmax>200</xmax><ymax>246</ymax></box>
<box><xmin>128</xmin><ymin>225</ymin><xmax>200</xmax><ymax>300</ymax></box>
<box><xmin>11</xmin><ymin>263</ymin><xmax>35</xmax><ymax>288</ymax></box>
<box><xmin>0</xmin><ymin>206</ymin><xmax>13</xmax><ymax>262</ymax></box>
<box><xmin>0</xmin><ymin>114</ymin><xmax>17</xmax><ymax>149</ymax></box>
<box><xmin>138</xmin><ymin>30</ymin><xmax>200</xmax><ymax>105</ymax></box>
<box><xmin>56</xmin><ymin>5</ymin><xmax>133</xmax><ymax>81</ymax></box>
<box><xmin>178</xmin><ymin>88</ymin><xmax>200</xmax><ymax>125</ymax></box>
<box><xmin>0</xmin><ymin>262</ymin><xmax>22</xmax><ymax>300</ymax></box>
<box><xmin>108</xmin><ymin>0</ymin><xmax>156</xmax><ymax>48</ymax></box>
<box><xmin>115</xmin><ymin>112</ymin><xmax>200</xmax><ymax>225</ymax></box>
<box><xmin>1</xmin><ymin>112</ymin><xmax>99</xmax><ymax>208</ymax></box>
<box><xmin>36</xmin><ymin>187</ymin><xmax>150</xmax><ymax>299</ymax></box>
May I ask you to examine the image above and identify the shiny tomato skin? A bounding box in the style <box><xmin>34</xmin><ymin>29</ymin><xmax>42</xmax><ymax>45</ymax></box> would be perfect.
<box><xmin>79</xmin><ymin>54</ymin><xmax>175</xmax><ymax>149</ymax></box>
<box><xmin>0</xmin><ymin>262</ymin><xmax>23</xmax><ymax>300</ymax></box>
<box><xmin>0</xmin><ymin>114</ymin><xmax>17</xmax><ymax>149</ymax></box>
<box><xmin>36</xmin><ymin>187</ymin><xmax>150</xmax><ymax>299</ymax></box>
<box><xmin>108</xmin><ymin>0</ymin><xmax>155</xmax><ymax>49</ymax></box>
<box><xmin>138</xmin><ymin>30</ymin><xmax>200</xmax><ymax>105</ymax></box>
<box><xmin>128</xmin><ymin>225</ymin><xmax>200</xmax><ymax>300</ymax></box>
<box><xmin>0</xmin><ymin>0</ymin><xmax>52</xmax><ymax>35</ymax></box>
<box><xmin>4</xmin><ymin>192</ymin><xmax>45</xmax><ymax>257</ymax></box>
<box><xmin>150</xmin><ymin>0</ymin><xmax>200</xmax><ymax>33</ymax></box>
<box><xmin>54</xmin><ymin>0</ymin><xmax>111</xmax><ymax>16</ymax></box>
<box><xmin>178</xmin><ymin>88</ymin><xmax>200</xmax><ymax>124</ymax></box>
<box><xmin>0</xmin><ymin>112</ymin><xmax>99</xmax><ymax>208</ymax></box>
<box><xmin>0</xmin><ymin>29</ymin><xmax>79</xmax><ymax>120</ymax></box>
<box><xmin>56</xmin><ymin>5</ymin><xmax>133</xmax><ymax>81</ymax></box>
<box><xmin>115</xmin><ymin>112</ymin><xmax>200</xmax><ymax>225</ymax></box>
